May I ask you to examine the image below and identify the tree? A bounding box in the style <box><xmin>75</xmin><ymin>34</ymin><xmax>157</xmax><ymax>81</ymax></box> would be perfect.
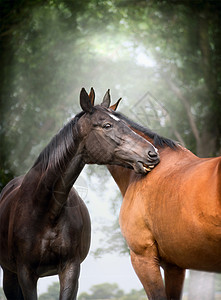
<box><xmin>119</xmin><ymin>288</ymin><xmax>146</xmax><ymax>300</ymax></box>
<box><xmin>1</xmin><ymin>0</ymin><xmax>220</xmax><ymax>184</ymax></box>
<box><xmin>78</xmin><ymin>283</ymin><xmax>124</xmax><ymax>299</ymax></box>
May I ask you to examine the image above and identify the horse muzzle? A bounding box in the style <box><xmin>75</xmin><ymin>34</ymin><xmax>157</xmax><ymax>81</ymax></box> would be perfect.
<box><xmin>133</xmin><ymin>159</ymin><xmax>159</xmax><ymax>174</ymax></box>
<box><xmin>134</xmin><ymin>149</ymin><xmax>160</xmax><ymax>174</ymax></box>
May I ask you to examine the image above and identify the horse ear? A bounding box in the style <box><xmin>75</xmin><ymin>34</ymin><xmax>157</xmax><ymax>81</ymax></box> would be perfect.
<box><xmin>109</xmin><ymin>98</ymin><xmax>122</xmax><ymax>111</ymax></box>
<box><xmin>80</xmin><ymin>88</ymin><xmax>93</xmax><ymax>113</ymax></box>
<box><xmin>101</xmin><ymin>89</ymin><xmax>111</xmax><ymax>108</ymax></box>
<box><xmin>88</xmin><ymin>87</ymin><xmax>95</xmax><ymax>106</ymax></box>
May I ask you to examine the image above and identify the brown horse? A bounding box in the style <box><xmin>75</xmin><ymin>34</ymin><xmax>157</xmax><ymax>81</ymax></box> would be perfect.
<box><xmin>107</xmin><ymin>106</ymin><xmax>221</xmax><ymax>300</ymax></box>
<box><xmin>0</xmin><ymin>88</ymin><xmax>159</xmax><ymax>300</ymax></box>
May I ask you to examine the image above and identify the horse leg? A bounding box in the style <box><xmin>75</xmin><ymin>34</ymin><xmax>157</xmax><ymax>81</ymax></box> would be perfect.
<box><xmin>17</xmin><ymin>265</ymin><xmax>38</xmax><ymax>300</ymax></box>
<box><xmin>3</xmin><ymin>268</ymin><xmax>24</xmax><ymax>300</ymax></box>
<box><xmin>130</xmin><ymin>249</ymin><xmax>167</xmax><ymax>300</ymax></box>
<box><xmin>59</xmin><ymin>260</ymin><xmax>80</xmax><ymax>300</ymax></box>
<box><xmin>164</xmin><ymin>264</ymin><xmax>185</xmax><ymax>300</ymax></box>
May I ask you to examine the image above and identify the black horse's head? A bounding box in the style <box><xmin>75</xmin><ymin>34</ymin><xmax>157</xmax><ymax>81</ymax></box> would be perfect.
<box><xmin>77</xmin><ymin>88</ymin><xmax>159</xmax><ymax>174</ymax></box>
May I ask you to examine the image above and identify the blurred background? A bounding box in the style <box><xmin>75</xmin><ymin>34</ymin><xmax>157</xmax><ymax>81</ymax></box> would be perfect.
<box><xmin>0</xmin><ymin>0</ymin><xmax>221</xmax><ymax>299</ymax></box>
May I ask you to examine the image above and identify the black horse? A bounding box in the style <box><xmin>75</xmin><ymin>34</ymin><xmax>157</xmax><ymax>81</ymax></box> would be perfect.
<box><xmin>0</xmin><ymin>88</ymin><xmax>159</xmax><ymax>300</ymax></box>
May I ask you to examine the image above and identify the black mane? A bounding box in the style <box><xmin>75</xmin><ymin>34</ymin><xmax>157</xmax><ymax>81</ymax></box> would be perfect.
<box><xmin>113</xmin><ymin>111</ymin><xmax>177</xmax><ymax>149</ymax></box>
<box><xmin>33</xmin><ymin>111</ymin><xmax>85</xmax><ymax>172</ymax></box>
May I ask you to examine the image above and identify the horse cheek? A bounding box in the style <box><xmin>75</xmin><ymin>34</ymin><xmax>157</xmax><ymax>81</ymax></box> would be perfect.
<box><xmin>85</xmin><ymin>133</ymin><xmax>112</xmax><ymax>164</ymax></box>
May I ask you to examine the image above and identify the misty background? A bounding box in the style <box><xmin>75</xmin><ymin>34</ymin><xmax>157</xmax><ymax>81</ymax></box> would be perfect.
<box><xmin>0</xmin><ymin>0</ymin><xmax>221</xmax><ymax>299</ymax></box>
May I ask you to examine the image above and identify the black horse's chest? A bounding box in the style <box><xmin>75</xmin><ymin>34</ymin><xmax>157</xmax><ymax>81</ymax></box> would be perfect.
<box><xmin>39</xmin><ymin>218</ymin><xmax>81</xmax><ymax>258</ymax></box>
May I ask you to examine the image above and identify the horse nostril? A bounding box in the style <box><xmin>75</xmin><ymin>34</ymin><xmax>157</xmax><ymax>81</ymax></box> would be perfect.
<box><xmin>148</xmin><ymin>150</ymin><xmax>158</xmax><ymax>159</ymax></box>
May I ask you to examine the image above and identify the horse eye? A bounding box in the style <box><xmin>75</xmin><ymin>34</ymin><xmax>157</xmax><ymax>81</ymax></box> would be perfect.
<box><xmin>103</xmin><ymin>123</ymin><xmax>112</xmax><ymax>129</ymax></box>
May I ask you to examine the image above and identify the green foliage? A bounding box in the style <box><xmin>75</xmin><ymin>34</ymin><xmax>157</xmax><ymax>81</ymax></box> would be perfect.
<box><xmin>78</xmin><ymin>282</ymin><xmax>145</xmax><ymax>300</ymax></box>
<box><xmin>37</xmin><ymin>281</ymin><xmax>147</xmax><ymax>299</ymax></box>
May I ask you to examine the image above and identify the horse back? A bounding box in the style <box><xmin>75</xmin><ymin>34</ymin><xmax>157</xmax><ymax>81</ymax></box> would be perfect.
<box><xmin>186</xmin><ymin>156</ymin><xmax>221</xmax><ymax>211</ymax></box>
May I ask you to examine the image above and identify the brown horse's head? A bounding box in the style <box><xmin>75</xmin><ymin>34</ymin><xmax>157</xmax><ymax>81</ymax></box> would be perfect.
<box><xmin>77</xmin><ymin>88</ymin><xmax>159</xmax><ymax>174</ymax></box>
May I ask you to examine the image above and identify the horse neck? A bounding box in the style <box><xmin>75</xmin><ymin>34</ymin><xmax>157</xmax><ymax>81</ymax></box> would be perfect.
<box><xmin>107</xmin><ymin>165</ymin><xmax>133</xmax><ymax>196</ymax></box>
<box><xmin>108</xmin><ymin>128</ymin><xmax>197</xmax><ymax>197</ymax></box>
<box><xmin>44</xmin><ymin>150</ymin><xmax>85</xmax><ymax>219</ymax></box>
<box><xmin>130</xmin><ymin>126</ymin><xmax>197</xmax><ymax>161</ymax></box>
<box><xmin>22</xmin><ymin>123</ymin><xmax>85</xmax><ymax>219</ymax></box>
